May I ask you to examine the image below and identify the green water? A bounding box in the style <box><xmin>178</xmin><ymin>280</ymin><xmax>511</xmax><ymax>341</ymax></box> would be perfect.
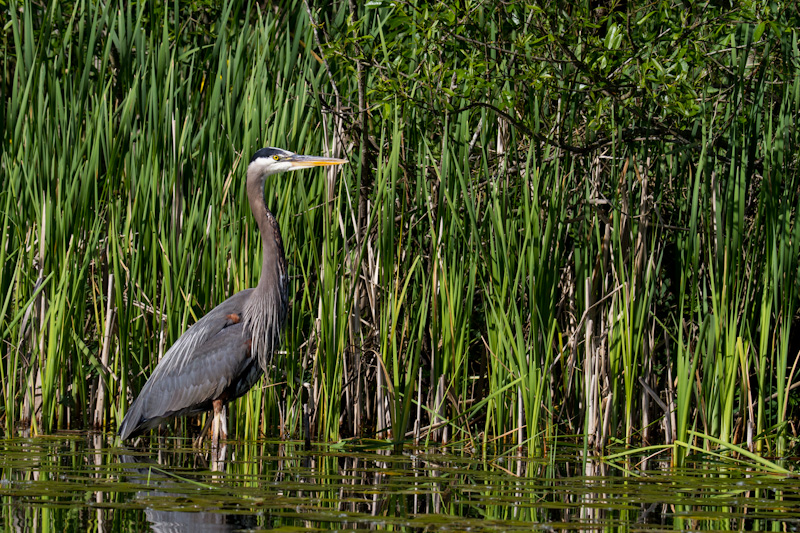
<box><xmin>0</xmin><ymin>434</ymin><xmax>797</xmax><ymax>531</ymax></box>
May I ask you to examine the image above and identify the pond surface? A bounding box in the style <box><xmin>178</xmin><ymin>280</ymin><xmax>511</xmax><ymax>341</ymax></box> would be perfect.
<box><xmin>0</xmin><ymin>434</ymin><xmax>798</xmax><ymax>531</ymax></box>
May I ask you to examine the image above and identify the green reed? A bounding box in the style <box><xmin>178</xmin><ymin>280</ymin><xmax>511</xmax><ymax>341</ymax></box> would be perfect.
<box><xmin>1</xmin><ymin>0</ymin><xmax>798</xmax><ymax>462</ymax></box>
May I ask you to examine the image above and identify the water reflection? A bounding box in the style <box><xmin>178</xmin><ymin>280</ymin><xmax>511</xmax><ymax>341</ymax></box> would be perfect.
<box><xmin>0</xmin><ymin>434</ymin><xmax>797</xmax><ymax>531</ymax></box>
<box><xmin>118</xmin><ymin>452</ymin><xmax>256</xmax><ymax>532</ymax></box>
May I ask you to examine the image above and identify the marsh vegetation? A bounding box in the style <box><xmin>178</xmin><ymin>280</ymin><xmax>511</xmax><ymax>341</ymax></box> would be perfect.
<box><xmin>1</xmin><ymin>0</ymin><xmax>799</xmax><ymax>464</ymax></box>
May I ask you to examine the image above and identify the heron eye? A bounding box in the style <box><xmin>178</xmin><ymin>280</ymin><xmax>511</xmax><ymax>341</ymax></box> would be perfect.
<box><xmin>273</xmin><ymin>155</ymin><xmax>280</xmax><ymax>161</ymax></box>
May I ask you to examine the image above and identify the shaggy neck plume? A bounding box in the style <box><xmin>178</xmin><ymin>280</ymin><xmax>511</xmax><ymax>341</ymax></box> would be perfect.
<box><xmin>244</xmin><ymin>172</ymin><xmax>288</xmax><ymax>373</ymax></box>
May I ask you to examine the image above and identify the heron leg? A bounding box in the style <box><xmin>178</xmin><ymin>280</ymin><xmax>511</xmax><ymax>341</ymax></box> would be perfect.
<box><xmin>211</xmin><ymin>399</ymin><xmax>228</xmax><ymax>453</ymax></box>
<box><xmin>210</xmin><ymin>399</ymin><xmax>228</xmax><ymax>471</ymax></box>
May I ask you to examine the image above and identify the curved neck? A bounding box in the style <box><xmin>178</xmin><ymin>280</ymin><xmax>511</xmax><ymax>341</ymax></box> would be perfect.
<box><xmin>245</xmin><ymin>177</ymin><xmax>285</xmax><ymax>292</ymax></box>
<box><xmin>244</xmin><ymin>171</ymin><xmax>289</xmax><ymax>371</ymax></box>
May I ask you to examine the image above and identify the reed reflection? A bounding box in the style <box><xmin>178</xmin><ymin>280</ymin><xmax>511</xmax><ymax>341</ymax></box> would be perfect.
<box><xmin>116</xmin><ymin>450</ymin><xmax>257</xmax><ymax>531</ymax></box>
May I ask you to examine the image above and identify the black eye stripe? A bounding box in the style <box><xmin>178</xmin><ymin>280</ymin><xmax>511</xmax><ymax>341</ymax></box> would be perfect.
<box><xmin>250</xmin><ymin>147</ymin><xmax>292</xmax><ymax>164</ymax></box>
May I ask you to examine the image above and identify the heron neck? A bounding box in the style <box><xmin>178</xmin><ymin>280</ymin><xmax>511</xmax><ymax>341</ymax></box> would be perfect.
<box><xmin>246</xmin><ymin>182</ymin><xmax>286</xmax><ymax>293</ymax></box>
<box><xmin>244</xmin><ymin>177</ymin><xmax>288</xmax><ymax>371</ymax></box>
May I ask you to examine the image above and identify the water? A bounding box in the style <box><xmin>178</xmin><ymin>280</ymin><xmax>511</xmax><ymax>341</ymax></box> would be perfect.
<box><xmin>0</xmin><ymin>434</ymin><xmax>798</xmax><ymax>531</ymax></box>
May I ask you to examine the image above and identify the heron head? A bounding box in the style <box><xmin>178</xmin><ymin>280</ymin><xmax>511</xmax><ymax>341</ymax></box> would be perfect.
<box><xmin>247</xmin><ymin>147</ymin><xmax>347</xmax><ymax>180</ymax></box>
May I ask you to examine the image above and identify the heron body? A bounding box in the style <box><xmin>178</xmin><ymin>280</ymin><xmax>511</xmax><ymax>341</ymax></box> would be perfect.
<box><xmin>118</xmin><ymin>148</ymin><xmax>345</xmax><ymax>441</ymax></box>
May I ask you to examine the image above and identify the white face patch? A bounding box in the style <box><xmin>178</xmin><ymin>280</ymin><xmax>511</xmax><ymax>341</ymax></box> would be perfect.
<box><xmin>247</xmin><ymin>148</ymin><xmax>346</xmax><ymax>180</ymax></box>
<box><xmin>248</xmin><ymin>157</ymin><xmax>295</xmax><ymax>178</ymax></box>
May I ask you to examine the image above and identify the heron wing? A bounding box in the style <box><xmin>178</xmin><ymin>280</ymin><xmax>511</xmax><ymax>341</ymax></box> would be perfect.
<box><xmin>119</xmin><ymin>289</ymin><xmax>258</xmax><ymax>439</ymax></box>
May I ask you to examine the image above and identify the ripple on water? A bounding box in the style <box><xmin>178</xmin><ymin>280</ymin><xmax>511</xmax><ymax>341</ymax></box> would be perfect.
<box><xmin>0</xmin><ymin>434</ymin><xmax>798</xmax><ymax>531</ymax></box>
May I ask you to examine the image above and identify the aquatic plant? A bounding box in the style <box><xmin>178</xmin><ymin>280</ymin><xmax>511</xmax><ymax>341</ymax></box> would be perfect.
<box><xmin>1</xmin><ymin>0</ymin><xmax>798</xmax><ymax>461</ymax></box>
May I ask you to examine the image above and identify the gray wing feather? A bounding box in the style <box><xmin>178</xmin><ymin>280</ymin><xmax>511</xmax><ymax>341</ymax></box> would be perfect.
<box><xmin>119</xmin><ymin>289</ymin><xmax>257</xmax><ymax>439</ymax></box>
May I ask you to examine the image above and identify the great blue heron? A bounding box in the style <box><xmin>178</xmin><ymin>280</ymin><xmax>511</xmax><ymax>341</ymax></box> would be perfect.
<box><xmin>118</xmin><ymin>147</ymin><xmax>346</xmax><ymax>445</ymax></box>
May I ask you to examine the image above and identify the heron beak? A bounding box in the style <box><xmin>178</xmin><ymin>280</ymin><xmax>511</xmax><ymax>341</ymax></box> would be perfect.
<box><xmin>285</xmin><ymin>154</ymin><xmax>347</xmax><ymax>170</ymax></box>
